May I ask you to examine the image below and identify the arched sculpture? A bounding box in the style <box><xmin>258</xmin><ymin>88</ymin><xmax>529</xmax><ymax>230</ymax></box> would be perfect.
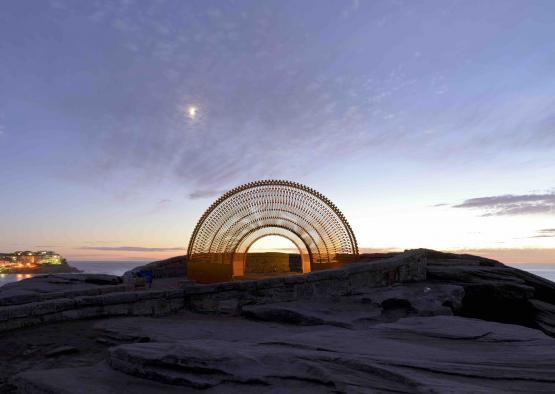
<box><xmin>187</xmin><ymin>180</ymin><xmax>358</xmax><ymax>282</ymax></box>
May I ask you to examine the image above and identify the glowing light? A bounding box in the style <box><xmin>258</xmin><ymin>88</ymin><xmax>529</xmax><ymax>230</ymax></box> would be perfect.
<box><xmin>186</xmin><ymin>105</ymin><xmax>198</xmax><ymax>120</ymax></box>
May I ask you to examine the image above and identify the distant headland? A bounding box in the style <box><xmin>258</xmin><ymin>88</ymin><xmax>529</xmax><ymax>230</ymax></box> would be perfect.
<box><xmin>0</xmin><ymin>251</ymin><xmax>79</xmax><ymax>274</ymax></box>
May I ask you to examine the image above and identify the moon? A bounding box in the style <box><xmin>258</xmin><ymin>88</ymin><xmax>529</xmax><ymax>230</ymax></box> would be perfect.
<box><xmin>186</xmin><ymin>105</ymin><xmax>198</xmax><ymax>120</ymax></box>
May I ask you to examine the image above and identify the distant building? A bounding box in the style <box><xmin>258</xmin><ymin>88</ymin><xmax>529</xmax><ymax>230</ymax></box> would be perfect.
<box><xmin>0</xmin><ymin>251</ymin><xmax>62</xmax><ymax>271</ymax></box>
<box><xmin>0</xmin><ymin>253</ymin><xmax>16</xmax><ymax>265</ymax></box>
<box><xmin>35</xmin><ymin>251</ymin><xmax>62</xmax><ymax>265</ymax></box>
<box><xmin>16</xmin><ymin>251</ymin><xmax>36</xmax><ymax>265</ymax></box>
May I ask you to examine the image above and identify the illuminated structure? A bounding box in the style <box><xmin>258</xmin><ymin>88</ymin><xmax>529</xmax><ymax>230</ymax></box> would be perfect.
<box><xmin>0</xmin><ymin>251</ymin><xmax>62</xmax><ymax>272</ymax></box>
<box><xmin>187</xmin><ymin>180</ymin><xmax>358</xmax><ymax>283</ymax></box>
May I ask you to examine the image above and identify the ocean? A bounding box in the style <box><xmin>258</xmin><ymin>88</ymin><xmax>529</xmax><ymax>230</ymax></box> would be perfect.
<box><xmin>1</xmin><ymin>261</ymin><xmax>555</xmax><ymax>289</ymax></box>
<box><xmin>508</xmin><ymin>263</ymin><xmax>555</xmax><ymax>283</ymax></box>
<box><xmin>0</xmin><ymin>261</ymin><xmax>147</xmax><ymax>288</ymax></box>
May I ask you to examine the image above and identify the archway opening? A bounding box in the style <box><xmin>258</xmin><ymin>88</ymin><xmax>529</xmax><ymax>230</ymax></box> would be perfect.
<box><xmin>245</xmin><ymin>235</ymin><xmax>301</xmax><ymax>276</ymax></box>
<box><xmin>231</xmin><ymin>228</ymin><xmax>312</xmax><ymax>279</ymax></box>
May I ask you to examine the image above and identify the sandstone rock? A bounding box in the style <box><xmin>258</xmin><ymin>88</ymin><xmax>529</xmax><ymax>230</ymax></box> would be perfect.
<box><xmin>45</xmin><ymin>346</ymin><xmax>79</xmax><ymax>358</ymax></box>
<box><xmin>241</xmin><ymin>300</ymin><xmax>378</xmax><ymax>328</ymax></box>
<box><xmin>11</xmin><ymin>304</ymin><xmax>555</xmax><ymax>393</ymax></box>
<box><xmin>426</xmin><ymin>251</ymin><xmax>555</xmax><ymax>338</ymax></box>
<box><xmin>425</xmin><ymin>249</ymin><xmax>502</xmax><ymax>267</ymax></box>
<box><xmin>122</xmin><ymin>256</ymin><xmax>187</xmax><ymax>282</ymax></box>
<box><xmin>0</xmin><ymin>274</ymin><xmax>121</xmax><ymax>295</ymax></box>
<box><xmin>241</xmin><ymin>283</ymin><xmax>464</xmax><ymax>328</ymax></box>
<box><xmin>530</xmin><ymin>298</ymin><xmax>555</xmax><ymax>337</ymax></box>
<box><xmin>13</xmin><ymin>363</ymin><xmax>188</xmax><ymax>394</ymax></box>
<box><xmin>6</xmin><ymin>249</ymin><xmax>555</xmax><ymax>394</ymax></box>
<box><xmin>0</xmin><ymin>274</ymin><xmax>124</xmax><ymax>308</ymax></box>
<box><xmin>100</xmin><ymin>316</ymin><xmax>555</xmax><ymax>393</ymax></box>
<box><xmin>354</xmin><ymin>282</ymin><xmax>464</xmax><ymax>317</ymax></box>
<box><xmin>94</xmin><ymin>312</ymin><xmax>318</xmax><ymax>345</ymax></box>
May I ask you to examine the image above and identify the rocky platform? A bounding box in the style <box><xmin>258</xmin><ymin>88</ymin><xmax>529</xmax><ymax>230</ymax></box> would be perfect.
<box><xmin>2</xmin><ymin>250</ymin><xmax>555</xmax><ymax>393</ymax></box>
<box><xmin>424</xmin><ymin>250</ymin><xmax>555</xmax><ymax>337</ymax></box>
<box><xmin>0</xmin><ymin>274</ymin><xmax>125</xmax><ymax>307</ymax></box>
<box><xmin>11</xmin><ymin>305</ymin><xmax>555</xmax><ymax>393</ymax></box>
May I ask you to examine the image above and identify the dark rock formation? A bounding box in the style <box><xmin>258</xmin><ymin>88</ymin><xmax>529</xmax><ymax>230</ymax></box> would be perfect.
<box><xmin>425</xmin><ymin>249</ymin><xmax>555</xmax><ymax>337</ymax></box>
<box><xmin>0</xmin><ymin>274</ymin><xmax>121</xmax><ymax>293</ymax></box>
<box><xmin>13</xmin><ymin>314</ymin><xmax>555</xmax><ymax>393</ymax></box>
<box><xmin>44</xmin><ymin>346</ymin><xmax>78</xmax><ymax>358</ymax></box>
<box><xmin>122</xmin><ymin>255</ymin><xmax>187</xmax><ymax>282</ymax></box>
<box><xmin>0</xmin><ymin>274</ymin><xmax>124</xmax><ymax>307</ymax></box>
<box><xmin>241</xmin><ymin>283</ymin><xmax>464</xmax><ymax>328</ymax></box>
<box><xmin>4</xmin><ymin>249</ymin><xmax>555</xmax><ymax>393</ymax></box>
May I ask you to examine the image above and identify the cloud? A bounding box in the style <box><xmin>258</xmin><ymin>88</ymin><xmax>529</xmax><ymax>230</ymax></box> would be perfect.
<box><xmin>453</xmin><ymin>192</ymin><xmax>555</xmax><ymax>216</ymax></box>
<box><xmin>79</xmin><ymin>246</ymin><xmax>185</xmax><ymax>252</ymax></box>
<box><xmin>16</xmin><ymin>1</ymin><xmax>555</xmax><ymax>196</ymax></box>
<box><xmin>447</xmin><ymin>248</ymin><xmax>555</xmax><ymax>264</ymax></box>
<box><xmin>189</xmin><ymin>189</ymin><xmax>226</xmax><ymax>200</ymax></box>
<box><xmin>531</xmin><ymin>229</ymin><xmax>555</xmax><ymax>238</ymax></box>
<box><xmin>145</xmin><ymin>199</ymin><xmax>172</xmax><ymax>214</ymax></box>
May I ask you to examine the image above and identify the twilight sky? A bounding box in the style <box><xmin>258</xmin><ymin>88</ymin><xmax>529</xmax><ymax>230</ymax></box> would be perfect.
<box><xmin>1</xmin><ymin>0</ymin><xmax>554</xmax><ymax>262</ymax></box>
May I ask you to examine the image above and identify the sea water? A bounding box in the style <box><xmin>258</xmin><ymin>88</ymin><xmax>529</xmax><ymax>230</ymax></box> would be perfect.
<box><xmin>1</xmin><ymin>261</ymin><xmax>555</xmax><ymax>289</ymax></box>
<box><xmin>508</xmin><ymin>263</ymin><xmax>555</xmax><ymax>283</ymax></box>
<box><xmin>0</xmin><ymin>261</ymin><xmax>147</xmax><ymax>288</ymax></box>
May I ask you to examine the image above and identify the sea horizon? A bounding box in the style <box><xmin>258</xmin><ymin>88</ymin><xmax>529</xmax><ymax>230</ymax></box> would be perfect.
<box><xmin>1</xmin><ymin>260</ymin><xmax>555</xmax><ymax>289</ymax></box>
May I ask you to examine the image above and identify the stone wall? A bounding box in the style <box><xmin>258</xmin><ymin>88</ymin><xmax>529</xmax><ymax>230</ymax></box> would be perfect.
<box><xmin>0</xmin><ymin>284</ymin><xmax>128</xmax><ymax>308</ymax></box>
<box><xmin>0</xmin><ymin>250</ymin><xmax>427</xmax><ymax>332</ymax></box>
<box><xmin>0</xmin><ymin>289</ymin><xmax>186</xmax><ymax>332</ymax></box>
<box><xmin>185</xmin><ymin>249</ymin><xmax>427</xmax><ymax>313</ymax></box>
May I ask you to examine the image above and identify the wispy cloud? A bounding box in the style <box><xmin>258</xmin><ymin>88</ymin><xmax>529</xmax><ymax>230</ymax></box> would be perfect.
<box><xmin>40</xmin><ymin>1</ymin><xmax>553</xmax><ymax>196</ymax></box>
<box><xmin>79</xmin><ymin>246</ymin><xmax>185</xmax><ymax>252</ymax></box>
<box><xmin>531</xmin><ymin>229</ymin><xmax>555</xmax><ymax>238</ymax></box>
<box><xmin>145</xmin><ymin>199</ymin><xmax>172</xmax><ymax>214</ymax></box>
<box><xmin>447</xmin><ymin>247</ymin><xmax>555</xmax><ymax>264</ymax></box>
<box><xmin>1</xmin><ymin>1</ymin><xmax>550</xmax><ymax>200</ymax></box>
<box><xmin>189</xmin><ymin>189</ymin><xmax>226</xmax><ymax>200</ymax></box>
<box><xmin>453</xmin><ymin>192</ymin><xmax>555</xmax><ymax>216</ymax></box>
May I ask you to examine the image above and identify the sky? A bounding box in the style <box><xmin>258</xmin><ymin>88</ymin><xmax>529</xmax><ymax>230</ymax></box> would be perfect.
<box><xmin>0</xmin><ymin>0</ymin><xmax>554</xmax><ymax>263</ymax></box>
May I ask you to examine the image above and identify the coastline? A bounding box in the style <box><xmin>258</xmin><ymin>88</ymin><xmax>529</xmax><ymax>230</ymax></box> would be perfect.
<box><xmin>2</xmin><ymin>260</ymin><xmax>554</xmax><ymax>289</ymax></box>
<box><xmin>0</xmin><ymin>262</ymin><xmax>81</xmax><ymax>275</ymax></box>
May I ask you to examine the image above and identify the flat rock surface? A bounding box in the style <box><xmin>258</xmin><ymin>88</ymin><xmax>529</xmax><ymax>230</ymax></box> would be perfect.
<box><xmin>13</xmin><ymin>363</ymin><xmax>189</xmax><ymax>394</ymax></box>
<box><xmin>0</xmin><ymin>274</ymin><xmax>122</xmax><ymax>295</ymax></box>
<box><xmin>94</xmin><ymin>311</ymin><xmax>324</xmax><ymax>344</ymax></box>
<box><xmin>0</xmin><ymin>274</ymin><xmax>123</xmax><ymax>306</ymax></box>
<box><xmin>241</xmin><ymin>299</ymin><xmax>381</xmax><ymax>328</ymax></box>
<box><xmin>15</xmin><ymin>315</ymin><xmax>555</xmax><ymax>393</ymax></box>
<box><xmin>105</xmin><ymin>315</ymin><xmax>555</xmax><ymax>393</ymax></box>
<box><xmin>241</xmin><ymin>283</ymin><xmax>464</xmax><ymax>328</ymax></box>
<box><xmin>7</xmin><ymin>251</ymin><xmax>555</xmax><ymax>393</ymax></box>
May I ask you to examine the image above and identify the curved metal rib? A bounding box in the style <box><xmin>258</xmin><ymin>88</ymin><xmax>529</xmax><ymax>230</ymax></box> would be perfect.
<box><xmin>187</xmin><ymin>180</ymin><xmax>358</xmax><ymax>278</ymax></box>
